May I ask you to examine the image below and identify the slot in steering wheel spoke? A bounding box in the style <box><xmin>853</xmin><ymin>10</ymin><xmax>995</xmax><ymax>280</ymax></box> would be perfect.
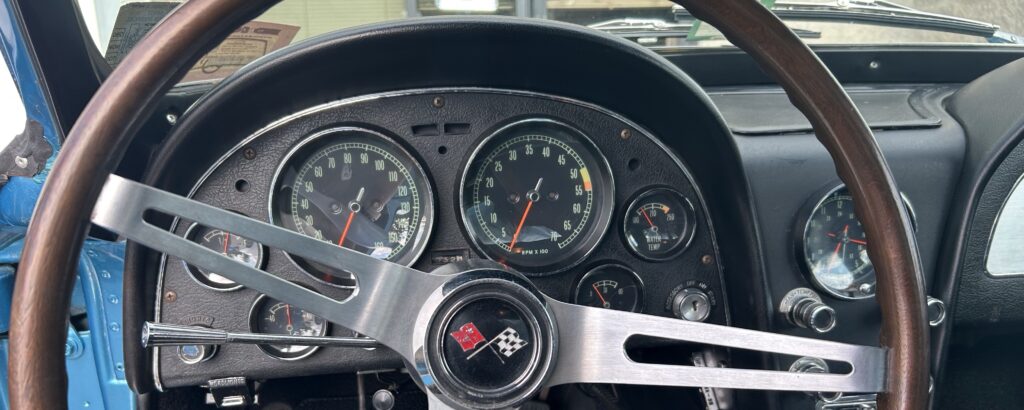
<box><xmin>90</xmin><ymin>174</ymin><xmax>445</xmax><ymax>358</ymax></box>
<box><xmin>545</xmin><ymin>301</ymin><xmax>886</xmax><ymax>393</ymax></box>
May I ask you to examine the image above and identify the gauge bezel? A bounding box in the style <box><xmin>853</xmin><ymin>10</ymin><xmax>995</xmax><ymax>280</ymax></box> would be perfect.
<box><xmin>248</xmin><ymin>292</ymin><xmax>331</xmax><ymax>361</ymax></box>
<box><xmin>621</xmin><ymin>187</ymin><xmax>697</xmax><ymax>262</ymax></box>
<box><xmin>182</xmin><ymin>219</ymin><xmax>265</xmax><ymax>292</ymax></box>
<box><xmin>796</xmin><ymin>184</ymin><xmax>918</xmax><ymax>300</ymax></box>
<box><xmin>268</xmin><ymin>126</ymin><xmax>436</xmax><ymax>288</ymax></box>
<box><xmin>458</xmin><ymin>118</ymin><xmax>615</xmax><ymax>275</ymax></box>
<box><xmin>572</xmin><ymin>264</ymin><xmax>645</xmax><ymax>313</ymax></box>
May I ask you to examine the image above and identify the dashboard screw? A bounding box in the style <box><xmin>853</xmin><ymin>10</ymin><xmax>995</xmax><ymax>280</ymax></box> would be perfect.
<box><xmin>243</xmin><ymin>147</ymin><xmax>257</xmax><ymax>160</ymax></box>
<box><xmin>166</xmin><ymin>113</ymin><xmax>178</xmax><ymax>125</ymax></box>
<box><xmin>701</xmin><ymin>255</ymin><xmax>713</xmax><ymax>265</ymax></box>
<box><xmin>432</xmin><ymin>96</ymin><xmax>445</xmax><ymax>108</ymax></box>
<box><xmin>619</xmin><ymin>129</ymin><xmax>632</xmax><ymax>140</ymax></box>
<box><xmin>164</xmin><ymin>291</ymin><xmax>177</xmax><ymax>303</ymax></box>
<box><xmin>869</xmin><ymin>60</ymin><xmax>880</xmax><ymax>70</ymax></box>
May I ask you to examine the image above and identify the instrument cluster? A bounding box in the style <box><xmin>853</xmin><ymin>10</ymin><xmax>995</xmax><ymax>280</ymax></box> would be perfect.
<box><xmin>155</xmin><ymin>89</ymin><xmax>726</xmax><ymax>386</ymax></box>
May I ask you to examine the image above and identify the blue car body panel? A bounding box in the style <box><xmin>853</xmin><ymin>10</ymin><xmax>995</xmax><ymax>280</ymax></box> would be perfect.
<box><xmin>0</xmin><ymin>0</ymin><xmax>133</xmax><ymax>408</ymax></box>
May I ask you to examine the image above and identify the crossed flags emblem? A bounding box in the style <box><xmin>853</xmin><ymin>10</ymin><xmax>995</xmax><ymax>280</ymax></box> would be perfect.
<box><xmin>451</xmin><ymin>322</ymin><xmax>529</xmax><ymax>363</ymax></box>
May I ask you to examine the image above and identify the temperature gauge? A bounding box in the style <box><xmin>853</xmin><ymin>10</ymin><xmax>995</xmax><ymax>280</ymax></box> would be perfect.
<box><xmin>573</xmin><ymin>265</ymin><xmax>643</xmax><ymax>312</ymax></box>
<box><xmin>623</xmin><ymin>188</ymin><xmax>696</xmax><ymax>261</ymax></box>
<box><xmin>184</xmin><ymin>221</ymin><xmax>264</xmax><ymax>291</ymax></box>
<box><xmin>249</xmin><ymin>293</ymin><xmax>330</xmax><ymax>360</ymax></box>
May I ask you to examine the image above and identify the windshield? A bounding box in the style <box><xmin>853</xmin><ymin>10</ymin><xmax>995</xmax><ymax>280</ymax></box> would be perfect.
<box><xmin>77</xmin><ymin>0</ymin><xmax>1024</xmax><ymax>83</ymax></box>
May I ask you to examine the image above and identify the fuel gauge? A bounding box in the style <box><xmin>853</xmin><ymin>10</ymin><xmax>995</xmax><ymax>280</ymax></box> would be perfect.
<box><xmin>574</xmin><ymin>265</ymin><xmax>644</xmax><ymax>312</ymax></box>
<box><xmin>184</xmin><ymin>221</ymin><xmax>265</xmax><ymax>291</ymax></box>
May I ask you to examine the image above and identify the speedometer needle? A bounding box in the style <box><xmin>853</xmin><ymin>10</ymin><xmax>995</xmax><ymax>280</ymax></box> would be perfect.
<box><xmin>337</xmin><ymin>187</ymin><xmax>364</xmax><ymax>247</ymax></box>
<box><xmin>509</xmin><ymin>178</ymin><xmax>543</xmax><ymax>251</ymax></box>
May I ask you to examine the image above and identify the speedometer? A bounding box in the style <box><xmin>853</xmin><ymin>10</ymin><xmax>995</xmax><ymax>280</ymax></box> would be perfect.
<box><xmin>271</xmin><ymin>127</ymin><xmax>434</xmax><ymax>287</ymax></box>
<box><xmin>460</xmin><ymin>119</ymin><xmax>614</xmax><ymax>274</ymax></box>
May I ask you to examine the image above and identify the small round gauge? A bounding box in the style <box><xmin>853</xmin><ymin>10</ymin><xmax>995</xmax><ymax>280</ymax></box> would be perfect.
<box><xmin>460</xmin><ymin>119</ymin><xmax>614</xmax><ymax>274</ymax></box>
<box><xmin>249</xmin><ymin>293</ymin><xmax>329</xmax><ymax>360</ymax></box>
<box><xmin>801</xmin><ymin>186</ymin><xmax>916</xmax><ymax>299</ymax></box>
<box><xmin>271</xmin><ymin>127</ymin><xmax>434</xmax><ymax>287</ymax></box>
<box><xmin>574</xmin><ymin>265</ymin><xmax>643</xmax><ymax>312</ymax></box>
<box><xmin>623</xmin><ymin>188</ymin><xmax>696</xmax><ymax>261</ymax></box>
<box><xmin>183</xmin><ymin>221</ymin><xmax>264</xmax><ymax>291</ymax></box>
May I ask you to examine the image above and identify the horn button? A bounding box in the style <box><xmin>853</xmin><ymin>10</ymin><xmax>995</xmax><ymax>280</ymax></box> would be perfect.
<box><xmin>423</xmin><ymin>271</ymin><xmax>557</xmax><ymax>409</ymax></box>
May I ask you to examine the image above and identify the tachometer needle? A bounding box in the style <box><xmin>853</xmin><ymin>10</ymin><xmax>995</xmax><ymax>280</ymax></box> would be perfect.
<box><xmin>222</xmin><ymin>232</ymin><xmax>231</xmax><ymax>254</ymax></box>
<box><xmin>509</xmin><ymin>178</ymin><xmax>543</xmax><ymax>251</ymax></box>
<box><xmin>850</xmin><ymin>238</ymin><xmax>867</xmax><ymax>245</ymax></box>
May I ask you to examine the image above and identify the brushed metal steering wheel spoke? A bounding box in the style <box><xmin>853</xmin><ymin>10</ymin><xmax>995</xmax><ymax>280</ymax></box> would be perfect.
<box><xmin>90</xmin><ymin>174</ymin><xmax>446</xmax><ymax>358</ymax></box>
<box><xmin>545</xmin><ymin>301</ymin><xmax>887</xmax><ymax>393</ymax></box>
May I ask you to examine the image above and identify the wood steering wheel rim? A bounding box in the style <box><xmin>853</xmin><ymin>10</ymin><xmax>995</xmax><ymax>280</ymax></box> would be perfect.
<box><xmin>8</xmin><ymin>0</ymin><xmax>929</xmax><ymax>408</ymax></box>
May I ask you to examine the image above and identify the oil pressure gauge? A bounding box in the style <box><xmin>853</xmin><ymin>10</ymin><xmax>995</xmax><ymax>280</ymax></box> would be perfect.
<box><xmin>623</xmin><ymin>188</ymin><xmax>696</xmax><ymax>261</ymax></box>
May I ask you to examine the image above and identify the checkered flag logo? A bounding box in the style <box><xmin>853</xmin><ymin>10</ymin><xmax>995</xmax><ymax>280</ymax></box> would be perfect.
<box><xmin>494</xmin><ymin>327</ymin><xmax>528</xmax><ymax>357</ymax></box>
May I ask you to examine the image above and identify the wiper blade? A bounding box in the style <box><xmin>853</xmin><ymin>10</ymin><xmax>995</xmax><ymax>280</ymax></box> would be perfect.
<box><xmin>588</xmin><ymin>18</ymin><xmax>820</xmax><ymax>45</ymax></box>
<box><xmin>674</xmin><ymin>0</ymin><xmax>1024</xmax><ymax>44</ymax></box>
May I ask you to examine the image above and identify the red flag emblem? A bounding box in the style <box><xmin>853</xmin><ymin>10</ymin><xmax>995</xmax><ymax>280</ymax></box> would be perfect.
<box><xmin>450</xmin><ymin>322</ymin><xmax>486</xmax><ymax>352</ymax></box>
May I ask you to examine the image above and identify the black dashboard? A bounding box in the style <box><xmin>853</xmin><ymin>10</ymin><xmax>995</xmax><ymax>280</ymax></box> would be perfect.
<box><xmin>154</xmin><ymin>88</ymin><xmax>728</xmax><ymax>387</ymax></box>
<box><xmin>112</xmin><ymin>15</ymin><xmax>1024</xmax><ymax>410</ymax></box>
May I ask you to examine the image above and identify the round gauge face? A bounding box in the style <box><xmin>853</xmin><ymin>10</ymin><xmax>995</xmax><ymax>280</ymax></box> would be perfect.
<box><xmin>802</xmin><ymin>187</ymin><xmax>915</xmax><ymax>299</ymax></box>
<box><xmin>623</xmin><ymin>188</ymin><xmax>696</xmax><ymax>261</ymax></box>
<box><xmin>272</xmin><ymin>128</ymin><xmax>434</xmax><ymax>287</ymax></box>
<box><xmin>184</xmin><ymin>222</ymin><xmax>263</xmax><ymax>291</ymax></box>
<box><xmin>573</xmin><ymin>265</ymin><xmax>643</xmax><ymax>312</ymax></box>
<box><xmin>461</xmin><ymin>119</ymin><xmax>614</xmax><ymax>274</ymax></box>
<box><xmin>250</xmin><ymin>294</ymin><xmax>329</xmax><ymax>360</ymax></box>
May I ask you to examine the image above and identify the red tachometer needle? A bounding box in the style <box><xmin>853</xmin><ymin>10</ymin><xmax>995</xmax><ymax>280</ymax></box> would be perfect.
<box><xmin>509</xmin><ymin>178</ymin><xmax>543</xmax><ymax>252</ymax></box>
<box><xmin>222</xmin><ymin>232</ymin><xmax>231</xmax><ymax>254</ymax></box>
<box><xmin>508</xmin><ymin>200</ymin><xmax>534</xmax><ymax>251</ymax></box>
<box><xmin>593</xmin><ymin>283</ymin><xmax>609</xmax><ymax>307</ymax></box>
<box><xmin>337</xmin><ymin>211</ymin><xmax>356</xmax><ymax>247</ymax></box>
<box><xmin>850</xmin><ymin>238</ymin><xmax>867</xmax><ymax>245</ymax></box>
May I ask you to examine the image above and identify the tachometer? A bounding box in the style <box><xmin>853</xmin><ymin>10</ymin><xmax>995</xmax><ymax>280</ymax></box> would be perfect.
<box><xmin>460</xmin><ymin>119</ymin><xmax>614</xmax><ymax>274</ymax></box>
<box><xmin>271</xmin><ymin>127</ymin><xmax>434</xmax><ymax>287</ymax></box>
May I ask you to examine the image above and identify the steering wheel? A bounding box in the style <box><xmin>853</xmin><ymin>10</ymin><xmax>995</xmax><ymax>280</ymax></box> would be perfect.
<box><xmin>8</xmin><ymin>0</ymin><xmax>929</xmax><ymax>408</ymax></box>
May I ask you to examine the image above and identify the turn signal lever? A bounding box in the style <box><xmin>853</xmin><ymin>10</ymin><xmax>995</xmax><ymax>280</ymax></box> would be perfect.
<box><xmin>142</xmin><ymin>322</ymin><xmax>380</xmax><ymax>348</ymax></box>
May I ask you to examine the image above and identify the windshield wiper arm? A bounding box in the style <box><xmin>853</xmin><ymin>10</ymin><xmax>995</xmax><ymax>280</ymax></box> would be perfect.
<box><xmin>588</xmin><ymin>18</ymin><xmax>820</xmax><ymax>44</ymax></box>
<box><xmin>674</xmin><ymin>0</ymin><xmax>1024</xmax><ymax>44</ymax></box>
